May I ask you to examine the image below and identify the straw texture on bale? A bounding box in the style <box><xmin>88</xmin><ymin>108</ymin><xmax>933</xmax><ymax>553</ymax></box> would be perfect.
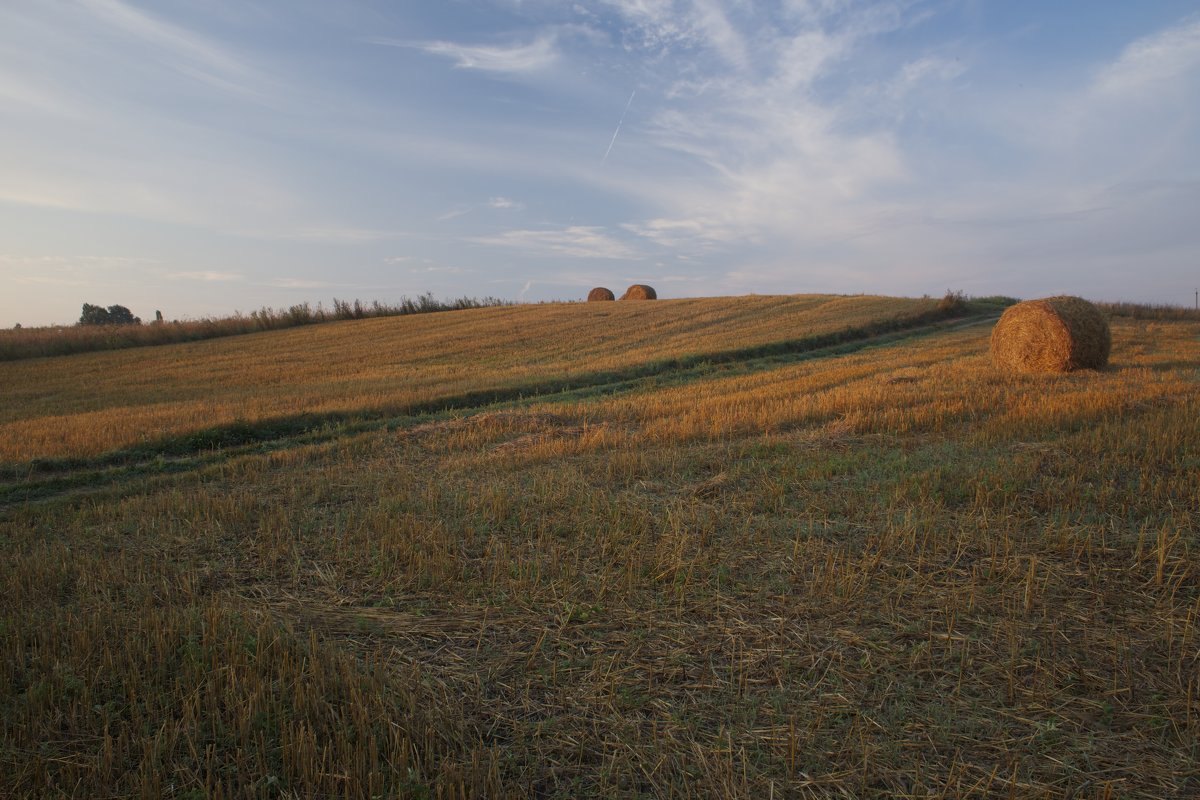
<box><xmin>990</xmin><ymin>296</ymin><xmax>1111</xmax><ymax>373</ymax></box>
<box><xmin>587</xmin><ymin>287</ymin><xmax>615</xmax><ymax>302</ymax></box>
<box><xmin>620</xmin><ymin>284</ymin><xmax>657</xmax><ymax>301</ymax></box>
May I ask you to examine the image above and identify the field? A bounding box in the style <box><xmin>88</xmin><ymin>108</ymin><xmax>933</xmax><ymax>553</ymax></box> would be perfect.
<box><xmin>2</xmin><ymin>294</ymin><xmax>1198</xmax><ymax>798</ymax></box>
<box><xmin>0</xmin><ymin>295</ymin><xmax>507</xmax><ymax>362</ymax></box>
<box><xmin>0</xmin><ymin>294</ymin><xmax>956</xmax><ymax>463</ymax></box>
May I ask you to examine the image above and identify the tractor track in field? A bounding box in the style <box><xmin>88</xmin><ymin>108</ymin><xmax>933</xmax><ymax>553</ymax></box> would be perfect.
<box><xmin>0</xmin><ymin>311</ymin><xmax>999</xmax><ymax>510</ymax></box>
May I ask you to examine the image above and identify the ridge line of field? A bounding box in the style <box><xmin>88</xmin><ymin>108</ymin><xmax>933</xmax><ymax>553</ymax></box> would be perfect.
<box><xmin>0</xmin><ymin>309</ymin><xmax>998</xmax><ymax>509</ymax></box>
<box><xmin>0</xmin><ymin>296</ymin><xmax>512</xmax><ymax>362</ymax></box>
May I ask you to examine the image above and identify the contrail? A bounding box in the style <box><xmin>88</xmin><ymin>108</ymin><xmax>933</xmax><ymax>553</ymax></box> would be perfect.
<box><xmin>601</xmin><ymin>89</ymin><xmax>636</xmax><ymax>164</ymax></box>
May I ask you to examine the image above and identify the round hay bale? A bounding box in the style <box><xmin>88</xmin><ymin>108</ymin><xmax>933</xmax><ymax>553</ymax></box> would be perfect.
<box><xmin>619</xmin><ymin>284</ymin><xmax>657</xmax><ymax>300</ymax></box>
<box><xmin>990</xmin><ymin>296</ymin><xmax>1111</xmax><ymax>373</ymax></box>
<box><xmin>587</xmin><ymin>287</ymin><xmax>615</xmax><ymax>302</ymax></box>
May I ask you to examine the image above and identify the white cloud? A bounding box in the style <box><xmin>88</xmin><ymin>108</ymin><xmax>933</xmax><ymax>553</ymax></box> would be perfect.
<box><xmin>782</xmin><ymin>0</ymin><xmax>853</xmax><ymax>25</ymax></box>
<box><xmin>690</xmin><ymin>0</ymin><xmax>748</xmax><ymax>70</ymax></box>
<box><xmin>169</xmin><ymin>271</ymin><xmax>243</xmax><ymax>282</ymax></box>
<box><xmin>593</xmin><ymin>1</ymin><xmax>1200</xmax><ymax>304</ymax></box>
<box><xmin>2</xmin><ymin>254</ymin><xmax>155</xmax><ymax>291</ymax></box>
<box><xmin>982</xmin><ymin>16</ymin><xmax>1200</xmax><ymax>187</ymax></box>
<box><xmin>885</xmin><ymin>54</ymin><xmax>966</xmax><ymax>101</ymax></box>
<box><xmin>474</xmin><ymin>226</ymin><xmax>642</xmax><ymax>260</ymax></box>
<box><xmin>236</xmin><ymin>227</ymin><xmax>405</xmax><ymax>243</ymax></box>
<box><xmin>4</xmin><ymin>1</ymin><xmax>1198</xmax><ymax>322</ymax></box>
<box><xmin>771</xmin><ymin>29</ymin><xmax>848</xmax><ymax>90</ymax></box>
<box><xmin>1093</xmin><ymin>17</ymin><xmax>1200</xmax><ymax>96</ymax></box>
<box><xmin>1</xmin><ymin>254</ymin><xmax>151</xmax><ymax>267</ymax></box>
<box><xmin>0</xmin><ymin>73</ymin><xmax>79</xmax><ymax>117</ymax></box>
<box><xmin>608</xmin><ymin>3</ymin><xmax>914</xmax><ymax>259</ymax></box>
<box><xmin>268</xmin><ymin>278</ymin><xmax>333</xmax><ymax>290</ymax></box>
<box><xmin>10</xmin><ymin>274</ymin><xmax>91</xmax><ymax>287</ymax></box>
<box><xmin>600</xmin><ymin>0</ymin><xmax>687</xmax><ymax>49</ymax></box>
<box><xmin>489</xmin><ymin>196</ymin><xmax>525</xmax><ymax>210</ymax></box>
<box><xmin>434</xmin><ymin>208</ymin><xmax>471</xmax><ymax>222</ymax></box>
<box><xmin>77</xmin><ymin>0</ymin><xmax>272</xmax><ymax>98</ymax></box>
<box><xmin>622</xmin><ymin>218</ymin><xmax>711</xmax><ymax>249</ymax></box>
<box><xmin>375</xmin><ymin>35</ymin><xmax>559</xmax><ymax>73</ymax></box>
<box><xmin>409</xmin><ymin>265</ymin><xmax>469</xmax><ymax>274</ymax></box>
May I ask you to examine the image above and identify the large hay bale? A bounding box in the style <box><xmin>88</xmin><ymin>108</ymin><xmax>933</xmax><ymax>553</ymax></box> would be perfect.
<box><xmin>587</xmin><ymin>287</ymin><xmax>615</xmax><ymax>302</ymax></box>
<box><xmin>990</xmin><ymin>296</ymin><xmax>1111</xmax><ymax>373</ymax></box>
<box><xmin>620</xmin><ymin>284</ymin><xmax>657</xmax><ymax>300</ymax></box>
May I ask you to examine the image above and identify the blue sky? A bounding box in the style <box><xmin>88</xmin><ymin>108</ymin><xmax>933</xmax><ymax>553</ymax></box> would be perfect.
<box><xmin>2</xmin><ymin>0</ymin><xmax>1198</xmax><ymax>325</ymax></box>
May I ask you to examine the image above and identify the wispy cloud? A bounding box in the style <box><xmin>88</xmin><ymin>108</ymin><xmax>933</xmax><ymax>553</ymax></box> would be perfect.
<box><xmin>268</xmin><ymin>278</ymin><xmax>334</xmax><ymax>290</ymax></box>
<box><xmin>1093</xmin><ymin>17</ymin><xmax>1200</xmax><ymax>96</ymax></box>
<box><xmin>169</xmin><ymin>271</ymin><xmax>243</xmax><ymax>282</ymax></box>
<box><xmin>4</xmin><ymin>2</ymin><xmax>1199</xmax><ymax>324</ymax></box>
<box><xmin>604</xmin><ymin>3</ymin><xmax>916</xmax><ymax>258</ymax></box>
<box><xmin>11</xmin><ymin>274</ymin><xmax>91</xmax><ymax>287</ymax></box>
<box><xmin>883</xmin><ymin>55</ymin><xmax>966</xmax><ymax>104</ymax></box>
<box><xmin>409</xmin><ymin>264</ymin><xmax>469</xmax><ymax>274</ymax></box>
<box><xmin>690</xmin><ymin>0</ymin><xmax>749</xmax><ymax>70</ymax></box>
<box><xmin>488</xmin><ymin>196</ymin><xmax>525</xmax><ymax>210</ymax></box>
<box><xmin>77</xmin><ymin>0</ymin><xmax>271</xmax><ymax>98</ymax></box>
<box><xmin>2</xmin><ymin>254</ymin><xmax>152</xmax><ymax>267</ymax></box>
<box><xmin>236</xmin><ymin>227</ymin><xmax>405</xmax><ymax>243</ymax></box>
<box><xmin>599</xmin><ymin>0</ymin><xmax>694</xmax><ymax>54</ymax></box>
<box><xmin>599</xmin><ymin>0</ymin><xmax>1200</xmax><ymax>302</ymax></box>
<box><xmin>436</xmin><ymin>197</ymin><xmax>524</xmax><ymax>221</ymax></box>
<box><xmin>0</xmin><ymin>73</ymin><xmax>79</xmax><ymax>117</ymax></box>
<box><xmin>373</xmin><ymin>35</ymin><xmax>559</xmax><ymax>73</ymax></box>
<box><xmin>622</xmin><ymin>218</ymin><xmax>713</xmax><ymax>249</ymax></box>
<box><xmin>3</xmin><ymin>254</ymin><xmax>154</xmax><ymax>289</ymax></box>
<box><xmin>986</xmin><ymin>15</ymin><xmax>1200</xmax><ymax>187</ymax></box>
<box><xmin>474</xmin><ymin>226</ymin><xmax>642</xmax><ymax>260</ymax></box>
<box><xmin>435</xmin><ymin>207</ymin><xmax>471</xmax><ymax>222</ymax></box>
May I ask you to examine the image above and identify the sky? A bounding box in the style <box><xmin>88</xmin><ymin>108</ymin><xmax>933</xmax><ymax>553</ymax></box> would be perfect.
<box><xmin>2</xmin><ymin>0</ymin><xmax>1199</xmax><ymax>326</ymax></box>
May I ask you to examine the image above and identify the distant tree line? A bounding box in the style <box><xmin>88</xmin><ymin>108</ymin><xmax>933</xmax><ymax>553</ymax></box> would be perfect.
<box><xmin>0</xmin><ymin>294</ymin><xmax>510</xmax><ymax>361</ymax></box>
<box><xmin>1095</xmin><ymin>301</ymin><xmax>1200</xmax><ymax>321</ymax></box>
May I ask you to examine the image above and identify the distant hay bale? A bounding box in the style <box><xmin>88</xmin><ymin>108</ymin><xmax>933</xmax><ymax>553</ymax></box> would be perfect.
<box><xmin>620</xmin><ymin>284</ymin><xmax>657</xmax><ymax>301</ymax></box>
<box><xmin>990</xmin><ymin>296</ymin><xmax>1111</xmax><ymax>373</ymax></box>
<box><xmin>587</xmin><ymin>287</ymin><xmax>615</xmax><ymax>302</ymax></box>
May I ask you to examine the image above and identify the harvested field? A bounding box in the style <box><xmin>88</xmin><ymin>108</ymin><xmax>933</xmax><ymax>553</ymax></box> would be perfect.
<box><xmin>3</xmin><ymin>298</ymin><xmax>1198</xmax><ymax>798</ymax></box>
<box><xmin>0</xmin><ymin>294</ymin><xmax>956</xmax><ymax>461</ymax></box>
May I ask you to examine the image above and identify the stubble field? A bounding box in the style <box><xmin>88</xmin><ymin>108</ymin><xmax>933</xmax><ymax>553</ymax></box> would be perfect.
<box><xmin>1</xmin><ymin>295</ymin><xmax>1197</xmax><ymax>798</ymax></box>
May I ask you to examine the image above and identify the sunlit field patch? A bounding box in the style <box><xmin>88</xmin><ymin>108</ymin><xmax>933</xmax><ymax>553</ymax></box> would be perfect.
<box><xmin>0</xmin><ymin>294</ymin><xmax>947</xmax><ymax>461</ymax></box>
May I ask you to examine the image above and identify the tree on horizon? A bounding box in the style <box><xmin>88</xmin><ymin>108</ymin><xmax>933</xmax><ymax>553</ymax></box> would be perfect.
<box><xmin>79</xmin><ymin>303</ymin><xmax>141</xmax><ymax>326</ymax></box>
